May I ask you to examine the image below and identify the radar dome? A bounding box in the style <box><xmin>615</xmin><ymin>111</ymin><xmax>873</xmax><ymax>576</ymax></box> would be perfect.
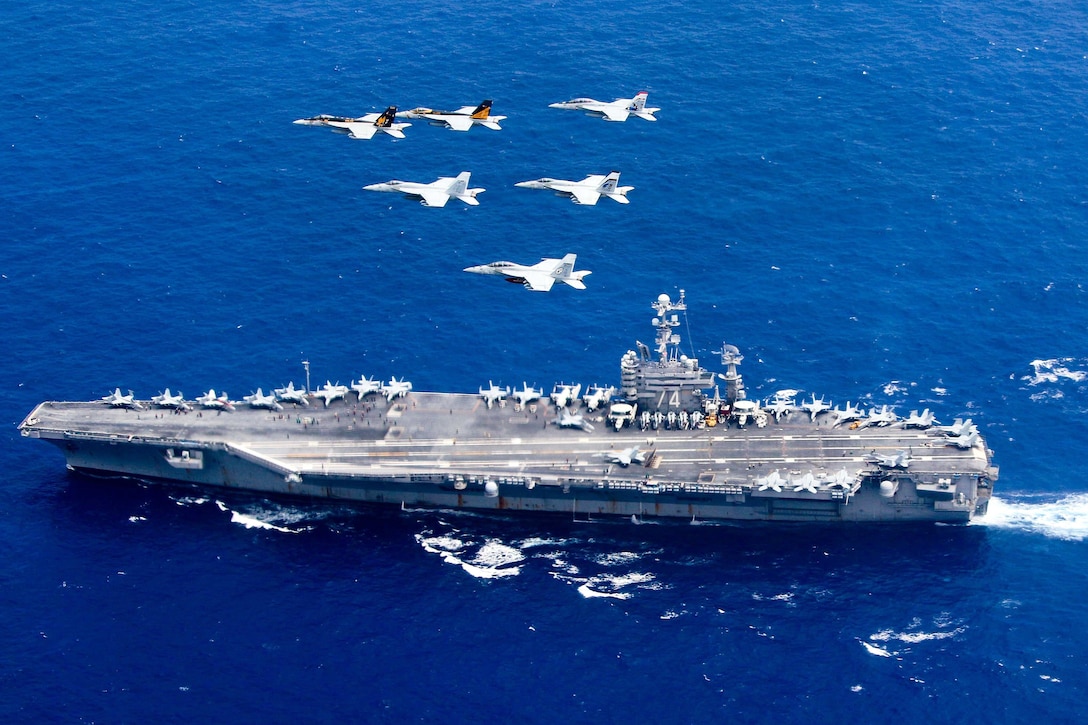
<box><xmin>658</xmin><ymin>293</ymin><xmax>670</xmax><ymax>304</ymax></box>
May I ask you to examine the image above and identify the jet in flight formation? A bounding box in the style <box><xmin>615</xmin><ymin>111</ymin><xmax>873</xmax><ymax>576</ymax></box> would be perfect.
<box><xmin>464</xmin><ymin>253</ymin><xmax>591</xmax><ymax>292</ymax></box>
<box><xmin>549</xmin><ymin>91</ymin><xmax>660</xmax><ymax>122</ymax></box>
<box><xmin>293</xmin><ymin>106</ymin><xmax>411</xmax><ymax>140</ymax></box>
<box><xmin>515</xmin><ymin>171</ymin><xmax>633</xmax><ymax>205</ymax></box>
<box><xmin>363</xmin><ymin>172</ymin><xmax>484</xmax><ymax>207</ymax></box>
<box><xmin>397</xmin><ymin>100</ymin><xmax>505</xmax><ymax>131</ymax></box>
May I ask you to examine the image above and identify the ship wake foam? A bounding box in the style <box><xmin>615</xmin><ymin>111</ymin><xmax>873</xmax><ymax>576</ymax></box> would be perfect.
<box><xmin>415</xmin><ymin>533</ymin><xmax>525</xmax><ymax>579</ymax></box>
<box><xmin>975</xmin><ymin>494</ymin><xmax>1088</xmax><ymax>541</ymax></box>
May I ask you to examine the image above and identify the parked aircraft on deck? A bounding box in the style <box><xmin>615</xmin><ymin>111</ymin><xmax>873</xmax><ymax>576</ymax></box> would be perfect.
<box><xmin>101</xmin><ymin>388</ymin><xmax>142</xmax><ymax>410</ymax></box>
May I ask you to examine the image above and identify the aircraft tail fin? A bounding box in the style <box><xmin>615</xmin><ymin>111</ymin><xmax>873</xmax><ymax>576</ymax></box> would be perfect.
<box><xmin>470</xmin><ymin>100</ymin><xmax>493</xmax><ymax>119</ymax></box>
<box><xmin>554</xmin><ymin>254</ymin><xmax>590</xmax><ymax>289</ymax></box>
<box><xmin>374</xmin><ymin>106</ymin><xmax>397</xmax><ymax>127</ymax></box>
<box><xmin>630</xmin><ymin>91</ymin><xmax>649</xmax><ymax>111</ymax></box>
<box><xmin>597</xmin><ymin>171</ymin><xmax>621</xmax><ymax>193</ymax></box>
<box><xmin>448</xmin><ymin>172</ymin><xmax>471</xmax><ymax>197</ymax></box>
<box><xmin>554</xmin><ymin>253</ymin><xmax>577</xmax><ymax>279</ymax></box>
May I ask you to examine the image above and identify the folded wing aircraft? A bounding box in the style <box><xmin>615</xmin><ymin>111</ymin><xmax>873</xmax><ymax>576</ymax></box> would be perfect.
<box><xmin>363</xmin><ymin>172</ymin><xmax>484</xmax><ymax>207</ymax></box>
<box><xmin>548</xmin><ymin>91</ymin><xmax>659</xmax><ymax>122</ymax></box>
<box><xmin>464</xmin><ymin>253</ymin><xmax>591</xmax><ymax>292</ymax></box>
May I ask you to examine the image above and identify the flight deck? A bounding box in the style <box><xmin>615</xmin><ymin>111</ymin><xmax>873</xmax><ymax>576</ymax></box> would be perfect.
<box><xmin>20</xmin><ymin>291</ymin><xmax>997</xmax><ymax>524</ymax></box>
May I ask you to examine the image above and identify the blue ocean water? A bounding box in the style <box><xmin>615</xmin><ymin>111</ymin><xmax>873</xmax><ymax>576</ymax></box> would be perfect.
<box><xmin>3</xmin><ymin>0</ymin><xmax>1088</xmax><ymax>720</ymax></box>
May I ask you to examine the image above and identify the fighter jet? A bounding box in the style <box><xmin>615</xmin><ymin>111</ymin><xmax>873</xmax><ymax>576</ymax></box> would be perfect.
<box><xmin>903</xmin><ymin>409</ymin><xmax>938</xmax><ymax>428</ymax></box>
<box><xmin>766</xmin><ymin>389</ymin><xmax>799</xmax><ymax>422</ymax></box>
<box><xmin>293</xmin><ymin>106</ymin><xmax>411</xmax><ymax>140</ymax></box>
<box><xmin>243</xmin><ymin>388</ymin><xmax>283</xmax><ymax>412</ymax></box>
<box><xmin>868</xmin><ymin>449</ymin><xmax>913</xmax><ymax>469</ymax></box>
<box><xmin>313</xmin><ymin>381</ymin><xmax>349</xmax><ymax>408</ymax></box>
<box><xmin>363</xmin><ymin>172</ymin><xmax>484</xmax><ymax>207</ymax></box>
<box><xmin>463</xmin><ymin>253</ymin><xmax>591</xmax><ymax>292</ymax></box>
<box><xmin>583</xmin><ymin>385</ymin><xmax>616</xmax><ymax>412</ymax></box>
<box><xmin>511</xmin><ymin>383</ymin><xmax>543</xmax><ymax>408</ymax></box>
<box><xmin>397</xmin><ymin>100</ymin><xmax>505</xmax><ymax>131</ymax></box>
<box><xmin>756</xmin><ymin>470</ymin><xmax>784</xmax><ymax>492</ymax></box>
<box><xmin>151</xmin><ymin>389</ymin><xmax>189</xmax><ymax>411</ymax></box>
<box><xmin>601</xmin><ymin>445</ymin><xmax>647</xmax><ymax>467</ymax></box>
<box><xmin>830</xmin><ymin>401</ymin><xmax>866</xmax><ymax>428</ymax></box>
<box><xmin>515</xmin><ymin>171</ymin><xmax>633</xmax><ymax>205</ymax></box>
<box><xmin>944</xmin><ymin>430</ymin><xmax>981</xmax><ymax>449</ymax></box>
<box><xmin>939</xmin><ymin>418</ymin><xmax>975</xmax><ymax>437</ymax></box>
<box><xmin>551</xmin><ymin>383</ymin><xmax>582</xmax><ymax>409</ymax></box>
<box><xmin>351</xmin><ymin>376</ymin><xmax>382</xmax><ymax>399</ymax></box>
<box><xmin>827</xmin><ymin>468</ymin><xmax>857</xmax><ymax>490</ymax></box>
<box><xmin>274</xmin><ymin>381</ymin><xmax>309</xmax><ymax>406</ymax></box>
<box><xmin>801</xmin><ymin>394</ymin><xmax>831</xmax><ymax>422</ymax></box>
<box><xmin>553</xmin><ymin>410</ymin><xmax>594</xmax><ymax>432</ymax></box>
<box><xmin>195</xmin><ymin>389</ymin><xmax>233</xmax><ymax>411</ymax></box>
<box><xmin>791</xmin><ymin>472</ymin><xmax>820</xmax><ymax>494</ymax></box>
<box><xmin>101</xmin><ymin>388</ymin><xmax>143</xmax><ymax>410</ymax></box>
<box><xmin>861</xmin><ymin>405</ymin><xmax>898</xmax><ymax>428</ymax></box>
<box><xmin>479</xmin><ymin>381</ymin><xmax>510</xmax><ymax>409</ymax></box>
<box><xmin>381</xmin><ymin>377</ymin><xmax>412</xmax><ymax>402</ymax></box>
<box><xmin>549</xmin><ymin>91</ymin><xmax>660</xmax><ymax>122</ymax></box>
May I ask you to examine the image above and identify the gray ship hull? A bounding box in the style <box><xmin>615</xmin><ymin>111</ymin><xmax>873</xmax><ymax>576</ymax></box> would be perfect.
<box><xmin>21</xmin><ymin>391</ymin><xmax>995</xmax><ymax>524</ymax></box>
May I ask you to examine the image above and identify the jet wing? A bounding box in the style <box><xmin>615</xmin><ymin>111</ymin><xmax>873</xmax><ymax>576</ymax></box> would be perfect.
<box><xmin>599</xmin><ymin>107</ymin><xmax>631</xmax><ymax>122</ymax></box>
<box><xmin>569</xmin><ymin>188</ymin><xmax>602</xmax><ymax>205</ymax></box>
<box><xmin>519</xmin><ymin>272</ymin><xmax>556</xmax><ymax>292</ymax></box>
<box><xmin>331</xmin><ymin>121</ymin><xmax>378</xmax><ymax>139</ymax></box>
<box><xmin>441</xmin><ymin>115</ymin><xmax>475</xmax><ymax>132</ymax></box>
<box><xmin>418</xmin><ymin>190</ymin><xmax>451</xmax><ymax>207</ymax></box>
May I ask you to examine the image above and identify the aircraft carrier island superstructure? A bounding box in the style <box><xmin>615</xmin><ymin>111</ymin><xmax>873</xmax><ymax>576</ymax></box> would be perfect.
<box><xmin>20</xmin><ymin>292</ymin><xmax>997</xmax><ymax>523</ymax></box>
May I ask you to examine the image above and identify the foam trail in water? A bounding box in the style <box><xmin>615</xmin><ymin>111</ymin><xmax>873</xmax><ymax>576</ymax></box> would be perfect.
<box><xmin>214</xmin><ymin>501</ymin><xmax>303</xmax><ymax>534</ymax></box>
<box><xmin>975</xmin><ymin>495</ymin><xmax>1088</xmax><ymax>541</ymax></box>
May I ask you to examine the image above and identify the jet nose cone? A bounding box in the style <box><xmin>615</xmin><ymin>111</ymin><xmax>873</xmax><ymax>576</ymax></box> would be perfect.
<box><xmin>463</xmin><ymin>265</ymin><xmax>486</xmax><ymax>274</ymax></box>
<box><xmin>547</xmin><ymin>102</ymin><xmax>564</xmax><ymax>109</ymax></box>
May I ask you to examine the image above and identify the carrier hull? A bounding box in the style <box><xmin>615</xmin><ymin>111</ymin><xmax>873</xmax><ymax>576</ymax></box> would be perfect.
<box><xmin>21</xmin><ymin>391</ymin><xmax>994</xmax><ymax>524</ymax></box>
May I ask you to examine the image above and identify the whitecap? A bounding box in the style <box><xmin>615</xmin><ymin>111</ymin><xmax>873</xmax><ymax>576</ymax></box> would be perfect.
<box><xmin>593</xmin><ymin>551</ymin><xmax>644</xmax><ymax>566</ymax></box>
<box><xmin>1023</xmin><ymin>358</ymin><xmax>1087</xmax><ymax>386</ymax></box>
<box><xmin>577</xmin><ymin>583</ymin><xmax>631</xmax><ymax>599</ymax></box>
<box><xmin>882</xmin><ymin>381</ymin><xmax>909</xmax><ymax>396</ymax></box>
<box><xmin>860</xmin><ymin>640</ymin><xmax>895</xmax><ymax>658</ymax></box>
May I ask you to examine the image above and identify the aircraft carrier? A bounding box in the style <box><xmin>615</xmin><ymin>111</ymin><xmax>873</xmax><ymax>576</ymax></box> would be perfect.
<box><xmin>20</xmin><ymin>291</ymin><xmax>997</xmax><ymax>524</ymax></box>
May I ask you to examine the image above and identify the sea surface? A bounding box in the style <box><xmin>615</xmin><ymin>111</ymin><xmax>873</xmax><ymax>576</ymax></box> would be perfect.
<box><xmin>3</xmin><ymin>0</ymin><xmax>1088</xmax><ymax>720</ymax></box>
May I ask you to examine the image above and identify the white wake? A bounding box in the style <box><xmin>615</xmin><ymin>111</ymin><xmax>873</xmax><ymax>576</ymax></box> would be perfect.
<box><xmin>975</xmin><ymin>494</ymin><xmax>1088</xmax><ymax>541</ymax></box>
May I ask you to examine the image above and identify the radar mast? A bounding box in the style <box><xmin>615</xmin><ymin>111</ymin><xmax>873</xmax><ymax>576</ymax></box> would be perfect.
<box><xmin>651</xmin><ymin>290</ymin><xmax>686</xmax><ymax>362</ymax></box>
